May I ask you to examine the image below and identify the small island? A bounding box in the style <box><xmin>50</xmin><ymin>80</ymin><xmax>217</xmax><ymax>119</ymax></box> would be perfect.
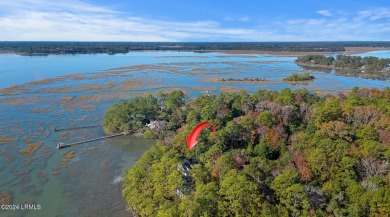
<box><xmin>283</xmin><ymin>72</ymin><xmax>315</xmax><ymax>82</ymax></box>
<box><xmin>221</xmin><ymin>78</ymin><xmax>267</xmax><ymax>82</ymax></box>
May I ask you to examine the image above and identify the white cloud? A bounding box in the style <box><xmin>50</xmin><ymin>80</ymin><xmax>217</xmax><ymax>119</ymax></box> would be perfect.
<box><xmin>0</xmin><ymin>1</ymin><xmax>389</xmax><ymax>41</ymax></box>
<box><xmin>316</xmin><ymin>10</ymin><xmax>333</xmax><ymax>17</ymax></box>
<box><xmin>0</xmin><ymin>0</ymin><xmax>259</xmax><ymax>41</ymax></box>
<box><xmin>358</xmin><ymin>7</ymin><xmax>390</xmax><ymax>20</ymax></box>
<box><xmin>224</xmin><ymin>16</ymin><xmax>251</xmax><ymax>22</ymax></box>
<box><xmin>0</xmin><ymin>0</ymin><xmax>265</xmax><ymax>41</ymax></box>
<box><xmin>0</xmin><ymin>0</ymin><xmax>116</xmax><ymax>15</ymax></box>
<box><xmin>283</xmin><ymin>10</ymin><xmax>390</xmax><ymax>41</ymax></box>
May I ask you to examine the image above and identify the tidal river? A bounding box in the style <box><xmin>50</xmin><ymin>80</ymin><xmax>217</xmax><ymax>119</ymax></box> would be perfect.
<box><xmin>0</xmin><ymin>51</ymin><xmax>389</xmax><ymax>217</ymax></box>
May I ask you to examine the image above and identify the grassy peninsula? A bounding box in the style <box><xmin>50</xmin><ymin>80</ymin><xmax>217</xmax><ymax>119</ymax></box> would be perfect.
<box><xmin>296</xmin><ymin>55</ymin><xmax>390</xmax><ymax>79</ymax></box>
<box><xmin>103</xmin><ymin>88</ymin><xmax>390</xmax><ymax>216</ymax></box>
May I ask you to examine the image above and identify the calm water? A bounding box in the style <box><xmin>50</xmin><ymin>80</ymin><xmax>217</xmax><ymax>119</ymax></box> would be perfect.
<box><xmin>0</xmin><ymin>51</ymin><xmax>389</xmax><ymax>217</ymax></box>
<box><xmin>2</xmin><ymin>50</ymin><xmax>389</xmax><ymax>89</ymax></box>
<box><xmin>0</xmin><ymin>52</ymin><xmax>294</xmax><ymax>88</ymax></box>
<box><xmin>352</xmin><ymin>50</ymin><xmax>390</xmax><ymax>58</ymax></box>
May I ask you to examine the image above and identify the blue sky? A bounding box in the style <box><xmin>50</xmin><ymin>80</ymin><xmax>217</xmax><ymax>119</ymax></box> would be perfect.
<box><xmin>0</xmin><ymin>0</ymin><xmax>389</xmax><ymax>41</ymax></box>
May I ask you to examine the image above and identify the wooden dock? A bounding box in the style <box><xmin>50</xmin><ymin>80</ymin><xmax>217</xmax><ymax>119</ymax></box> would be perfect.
<box><xmin>57</xmin><ymin>132</ymin><xmax>125</xmax><ymax>149</ymax></box>
<box><xmin>54</xmin><ymin>124</ymin><xmax>101</xmax><ymax>132</ymax></box>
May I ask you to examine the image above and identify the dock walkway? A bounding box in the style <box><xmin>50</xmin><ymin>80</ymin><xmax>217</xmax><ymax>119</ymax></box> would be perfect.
<box><xmin>57</xmin><ymin>132</ymin><xmax>125</xmax><ymax>149</ymax></box>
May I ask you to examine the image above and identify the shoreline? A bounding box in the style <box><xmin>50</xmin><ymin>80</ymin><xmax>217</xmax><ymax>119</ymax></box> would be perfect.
<box><xmin>214</xmin><ymin>47</ymin><xmax>390</xmax><ymax>56</ymax></box>
<box><xmin>201</xmin><ymin>77</ymin><xmax>314</xmax><ymax>85</ymax></box>
<box><xmin>295</xmin><ymin>61</ymin><xmax>389</xmax><ymax>80</ymax></box>
<box><xmin>1</xmin><ymin>46</ymin><xmax>389</xmax><ymax>57</ymax></box>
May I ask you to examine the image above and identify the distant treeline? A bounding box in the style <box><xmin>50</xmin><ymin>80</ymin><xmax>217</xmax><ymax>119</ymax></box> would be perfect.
<box><xmin>296</xmin><ymin>55</ymin><xmax>390</xmax><ymax>75</ymax></box>
<box><xmin>1</xmin><ymin>41</ymin><xmax>390</xmax><ymax>55</ymax></box>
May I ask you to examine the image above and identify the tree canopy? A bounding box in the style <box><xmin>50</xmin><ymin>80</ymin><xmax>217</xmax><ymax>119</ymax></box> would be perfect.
<box><xmin>283</xmin><ymin>72</ymin><xmax>315</xmax><ymax>82</ymax></box>
<box><xmin>106</xmin><ymin>87</ymin><xmax>390</xmax><ymax>216</ymax></box>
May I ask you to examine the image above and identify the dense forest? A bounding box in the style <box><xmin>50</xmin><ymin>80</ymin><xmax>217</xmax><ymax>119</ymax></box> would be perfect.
<box><xmin>296</xmin><ymin>55</ymin><xmax>390</xmax><ymax>79</ymax></box>
<box><xmin>1</xmin><ymin>41</ymin><xmax>390</xmax><ymax>55</ymax></box>
<box><xmin>103</xmin><ymin>88</ymin><xmax>390</xmax><ymax>216</ymax></box>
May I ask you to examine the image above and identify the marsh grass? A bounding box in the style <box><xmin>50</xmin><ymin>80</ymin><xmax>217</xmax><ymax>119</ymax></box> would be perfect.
<box><xmin>69</xmin><ymin>74</ymin><xmax>85</xmax><ymax>80</ymax></box>
<box><xmin>22</xmin><ymin>137</ymin><xmax>34</xmax><ymax>144</ymax></box>
<box><xmin>36</xmin><ymin>171</ymin><xmax>47</xmax><ymax>183</ymax></box>
<box><xmin>0</xmin><ymin>85</ymin><xmax>29</xmax><ymax>95</ymax></box>
<box><xmin>30</xmin><ymin>78</ymin><xmax>57</xmax><ymax>85</ymax></box>
<box><xmin>0</xmin><ymin>191</ymin><xmax>12</xmax><ymax>204</ymax></box>
<box><xmin>81</xmin><ymin>147</ymin><xmax>98</xmax><ymax>154</ymax></box>
<box><xmin>192</xmin><ymin>67</ymin><xmax>205</xmax><ymax>71</ymax></box>
<box><xmin>12</xmin><ymin>175</ymin><xmax>30</xmax><ymax>186</ymax></box>
<box><xmin>61</xmin><ymin>151</ymin><xmax>74</xmax><ymax>165</ymax></box>
<box><xmin>24</xmin><ymin>156</ymin><xmax>37</xmax><ymax>165</ymax></box>
<box><xmin>40</xmin><ymin>146</ymin><xmax>53</xmax><ymax>159</ymax></box>
<box><xmin>0</xmin><ymin>136</ymin><xmax>16</xmax><ymax>145</ymax></box>
<box><xmin>62</xmin><ymin>95</ymin><xmax>75</xmax><ymax>103</ymax></box>
<box><xmin>82</xmin><ymin>84</ymin><xmax>105</xmax><ymax>91</ymax></box>
<box><xmin>73</xmin><ymin>95</ymin><xmax>101</xmax><ymax>105</ymax></box>
<box><xmin>32</xmin><ymin>86</ymin><xmax>72</xmax><ymax>94</ymax></box>
<box><xmin>115</xmin><ymin>80</ymin><xmax>144</xmax><ymax>91</ymax></box>
<box><xmin>59</xmin><ymin>132</ymin><xmax>68</xmax><ymax>140</ymax></box>
<box><xmin>106</xmin><ymin>82</ymin><xmax>118</xmax><ymax>89</ymax></box>
<box><xmin>220</xmin><ymin>86</ymin><xmax>243</xmax><ymax>92</ymax></box>
<box><xmin>75</xmin><ymin>115</ymin><xmax>89</xmax><ymax>123</ymax></box>
<box><xmin>0</xmin><ymin>97</ymin><xmax>46</xmax><ymax>106</ymax></box>
<box><xmin>4</xmin><ymin>156</ymin><xmax>14</xmax><ymax>164</ymax></box>
<box><xmin>19</xmin><ymin>142</ymin><xmax>42</xmax><ymax>155</ymax></box>
<box><xmin>216</xmin><ymin>55</ymin><xmax>257</xmax><ymax>58</ymax></box>
<box><xmin>41</xmin><ymin>131</ymin><xmax>50</xmax><ymax>140</ymax></box>
<box><xmin>81</xmin><ymin>105</ymin><xmax>95</xmax><ymax>111</ymax></box>
<box><xmin>92</xmin><ymin>117</ymin><xmax>102</xmax><ymax>123</ymax></box>
<box><xmin>17</xmin><ymin>167</ymin><xmax>33</xmax><ymax>176</ymax></box>
<box><xmin>52</xmin><ymin>167</ymin><xmax>60</xmax><ymax>176</ymax></box>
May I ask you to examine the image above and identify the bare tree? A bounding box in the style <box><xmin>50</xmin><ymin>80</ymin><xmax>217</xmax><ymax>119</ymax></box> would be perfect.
<box><xmin>360</xmin><ymin>157</ymin><xmax>389</xmax><ymax>177</ymax></box>
<box><xmin>347</xmin><ymin>105</ymin><xmax>381</xmax><ymax>127</ymax></box>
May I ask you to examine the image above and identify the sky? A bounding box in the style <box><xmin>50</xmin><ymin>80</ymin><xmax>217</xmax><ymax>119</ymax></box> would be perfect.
<box><xmin>0</xmin><ymin>0</ymin><xmax>389</xmax><ymax>41</ymax></box>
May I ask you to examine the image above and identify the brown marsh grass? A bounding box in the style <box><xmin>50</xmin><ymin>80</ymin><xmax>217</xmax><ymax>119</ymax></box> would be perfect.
<box><xmin>220</xmin><ymin>86</ymin><xmax>243</xmax><ymax>92</ymax></box>
<box><xmin>0</xmin><ymin>136</ymin><xmax>16</xmax><ymax>145</ymax></box>
<box><xmin>19</xmin><ymin>142</ymin><xmax>42</xmax><ymax>155</ymax></box>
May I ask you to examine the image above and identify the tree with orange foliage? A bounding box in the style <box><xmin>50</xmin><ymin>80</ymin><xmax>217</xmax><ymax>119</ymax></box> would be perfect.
<box><xmin>293</xmin><ymin>150</ymin><xmax>313</xmax><ymax>182</ymax></box>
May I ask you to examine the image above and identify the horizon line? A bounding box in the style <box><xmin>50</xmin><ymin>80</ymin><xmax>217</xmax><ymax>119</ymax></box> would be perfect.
<box><xmin>1</xmin><ymin>41</ymin><xmax>390</xmax><ymax>43</ymax></box>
